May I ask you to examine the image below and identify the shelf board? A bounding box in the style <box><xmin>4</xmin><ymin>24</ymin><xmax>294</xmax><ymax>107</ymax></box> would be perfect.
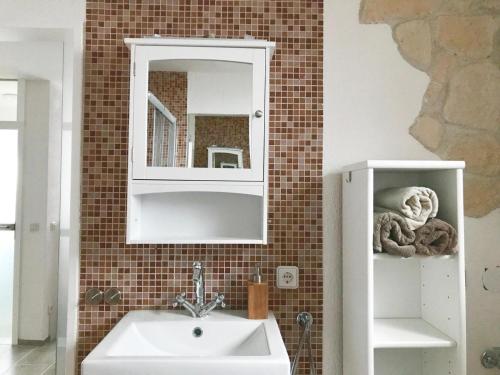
<box><xmin>124</xmin><ymin>37</ymin><xmax>276</xmax><ymax>50</ymax></box>
<box><xmin>130</xmin><ymin>180</ymin><xmax>264</xmax><ymax>196</ymax></box>
<box><xmin>127</xmin><ymin>236</ymin><xmax>265</xmax><ymax>245</ymax></box>
<box><xmin>343</xmin><ymin>159</ymin><xmax>465</xmax><ymax>172</ymax></box>
<box><xmin>373</xmin><ymin>253</ymin><xmax>456</xmax><ymax>261</ymax></box>
<box><xmin>373</xmin><ymin>318</ymin><xmax>456</xmax><ymax>349</ymax></box>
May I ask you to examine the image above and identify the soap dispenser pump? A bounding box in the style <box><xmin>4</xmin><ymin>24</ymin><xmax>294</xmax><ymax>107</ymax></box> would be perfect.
<box><xmin>247</xmin><ymin>264</ymin><xmax>269</xmax><ymax>319</ymax></box>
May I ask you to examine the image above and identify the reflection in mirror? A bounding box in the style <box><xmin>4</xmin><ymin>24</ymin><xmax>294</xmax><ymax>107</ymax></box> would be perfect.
<box><xmin>147</xmin><ymin>72</ymin><xmax>186</xmax><ymax>167</ymax></box>
<box><xmin>147</xmin><ymin>92</ymin><xmax>177</xmax><ymax>167</ymax></box>
<box><xmin>147</xmin><ymin>59</ymin><xmax>252</xmax><ymax>169</ymax></box>
<box><xmin>192</xmin><ymin>116</ymin><xmax>249</xmax><ymax>168</ymax></box>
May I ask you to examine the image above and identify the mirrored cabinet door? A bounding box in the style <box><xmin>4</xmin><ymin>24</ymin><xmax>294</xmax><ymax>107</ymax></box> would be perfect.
<box><xmin>131</xmin><ymin>45</ymin><xmax>266</xmax><ymax>181</ymax></box>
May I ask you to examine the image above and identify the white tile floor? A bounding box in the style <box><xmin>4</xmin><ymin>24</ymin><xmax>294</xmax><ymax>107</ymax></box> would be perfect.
<box><xmin>0</xmin><ymin>341</ymin><xmax>55</xmax><ymax>375</ymax></box>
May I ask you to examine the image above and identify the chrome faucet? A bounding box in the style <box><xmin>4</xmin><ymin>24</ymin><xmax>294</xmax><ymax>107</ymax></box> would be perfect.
<box><xmin>173</xmin><ymin>261</ymin><xmax>226</xmax><ymax>318</ymax></box>
<box><xmin>193</xmin><ymin>261</ymin><xmax>205</xmax><ymax>306</ymax></box>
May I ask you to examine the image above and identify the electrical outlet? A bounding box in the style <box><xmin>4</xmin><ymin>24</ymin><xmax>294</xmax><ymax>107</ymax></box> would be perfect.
<box><xmin>276</xmin><ymin>266</ymin><xmax>299</xmax><ymax>289</ymax></box>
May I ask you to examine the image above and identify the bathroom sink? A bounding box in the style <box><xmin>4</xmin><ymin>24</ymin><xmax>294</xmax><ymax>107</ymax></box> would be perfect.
<box><xmin>81</xmin><ymin>310</ymin><xmax>290</xmax><ymax>375</ymax></box>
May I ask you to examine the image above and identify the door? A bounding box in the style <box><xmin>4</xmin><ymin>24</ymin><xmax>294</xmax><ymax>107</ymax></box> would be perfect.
<box><xmin>131</xmin><ymin>45</ymin><xmax>266</xmax><ymax>181</ymax></box>
<box><xmin>0</xmin><ymin>80</ymin><xmax>22</xmax><ymax>345</ymax></box>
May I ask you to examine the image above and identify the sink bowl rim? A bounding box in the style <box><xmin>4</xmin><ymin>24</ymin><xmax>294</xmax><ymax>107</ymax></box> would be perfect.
<box><xmin>82</xmin><ymin>310</ymin><xmax>289</xmax><ymax>365</ymax></box>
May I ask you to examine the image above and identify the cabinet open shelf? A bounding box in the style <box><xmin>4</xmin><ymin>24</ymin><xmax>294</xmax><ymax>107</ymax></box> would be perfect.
<box><xmin>373</xmin><ymin>253</ymin><xmax>456</xmax><ymax>261</ymax></box>
<box><xmin>127</xmin><ymin>190</ymin><xmax>265</xmax><ymax>244</ymax></box>
<box><xmin>374</xmin><ymin>318</ymin><xmax>456</xmax><ymax>349</ymax></box>
<box><xmin>127</xmin><ymin>235</ymin><xmax>264</xmax><ymax>245</ymax></box>
<box><xmin>343</xmin><ymin>160</ymin><xmax>466</xmax><ymax>375</ymax></box>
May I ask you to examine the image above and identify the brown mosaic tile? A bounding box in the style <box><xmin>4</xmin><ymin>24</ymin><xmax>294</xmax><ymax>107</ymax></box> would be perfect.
<box><xmin>80</xmin><ymin>1</ymin><xmax>323</xmax><ymax>374</ymax></box>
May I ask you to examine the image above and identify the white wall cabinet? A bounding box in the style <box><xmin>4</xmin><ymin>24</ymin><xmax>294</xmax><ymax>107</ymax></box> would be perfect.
<box><xmin>125</xmin><ymin>38</ymin><xmax>275</xmax><ymax>244</ymax></box>
<box><xmin>342</xmin><ymin>160</ymin><xmax>467</xmax><ymax>375</ymax></box>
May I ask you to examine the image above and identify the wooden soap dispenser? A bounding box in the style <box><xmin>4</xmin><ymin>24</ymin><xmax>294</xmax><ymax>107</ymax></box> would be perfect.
<box><xmin>247</xmin><ymin>264</ymin><xmax>269</xmax><ymax>319</ymax></box>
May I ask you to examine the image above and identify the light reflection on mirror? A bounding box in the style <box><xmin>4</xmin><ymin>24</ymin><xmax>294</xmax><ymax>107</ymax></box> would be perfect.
<box><xmin>147</xmin><ymin>59</ymin><xmax>252</xmax><ymax>169</ymax></box>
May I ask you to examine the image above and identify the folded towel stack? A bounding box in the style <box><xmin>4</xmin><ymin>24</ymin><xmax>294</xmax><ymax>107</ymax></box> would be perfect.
<box><xmin>373</xmin><ymin>210</ymin><xmax>416</xmax><ymax>257</ymax></box>
<box><xmin>373</xmin><ymin>187</ymin><xmax>458</xmax><ymax>257</ymax></box>
<box><xmin>414</xmin><ymin>218</ymin><xmax>458</xmax><ymax>256</ymax></box>
<box><xmin>374</xmin><ymin>187</ymin><xmax>439</xmax><ymax>230</ymax></box>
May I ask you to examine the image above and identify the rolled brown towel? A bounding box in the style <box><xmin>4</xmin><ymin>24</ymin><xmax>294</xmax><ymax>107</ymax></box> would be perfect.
<box><xmin>373</xmin><ymin>211</ymin><xmax>416</xmax><ymax>258</ymax></box>
<box><xmin>414</xmin><ymin>218</ymin><xmax>458</xmax><ymax>256</ymax></box>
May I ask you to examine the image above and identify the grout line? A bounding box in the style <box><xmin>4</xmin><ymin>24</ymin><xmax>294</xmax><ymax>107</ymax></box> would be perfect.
<box><xmin>14</xmin><ymin>346</ymin><xmax>38</xmax><ymax>367</ymax></box>
<box><xmin>3</xmin><ymin>346</ymin><xmax>37</xmax><ymax>374</ymax></box>
<box><xmin>0</xmin><ymin>343</ymin><xmax>55</xmax><ymax>375</ymax></box>
<box><xmin>41</xmin><ymin>363</ymin><xmax>55</xmax><ymax>375</ymax></box>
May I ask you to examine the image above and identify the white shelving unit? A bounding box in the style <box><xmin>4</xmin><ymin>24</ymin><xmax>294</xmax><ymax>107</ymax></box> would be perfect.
<box><xmin>373</xmin><ymin>319</ymin><xmax>456</xmax><ymax>349</ymax></box>
<box><xmin>342</xmin><ymin>160</ymin><xmax>466</xmax><ymax>375</ymax></box>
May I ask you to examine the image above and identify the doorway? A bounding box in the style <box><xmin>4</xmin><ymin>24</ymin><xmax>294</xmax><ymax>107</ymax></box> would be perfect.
<box><xmin>0</xmin><ymin>80</ymin><xmax>19</xmax><ymax>345</ymax></box>
<box><xmin>0</xmin><ymin>39</ymin><xmax>64</xmax><ymax>375</ymax></box>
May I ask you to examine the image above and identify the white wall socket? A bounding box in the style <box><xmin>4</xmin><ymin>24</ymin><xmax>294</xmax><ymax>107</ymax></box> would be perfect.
<box><xmin>276</xmin><ymin>266</ymin><xmax>299</xmax><ymax>289</ymax></box>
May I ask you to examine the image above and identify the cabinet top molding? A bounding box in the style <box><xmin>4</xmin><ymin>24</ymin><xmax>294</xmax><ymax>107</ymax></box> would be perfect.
<box><xmin>343</xmin><ymin>160</ymin><xmax>466</xmax><ymax>172</ymax></box>
<box><xmin>124</xmin><ymin>37</ymin><xmax>276</xmax><ymax>52</ymax></box>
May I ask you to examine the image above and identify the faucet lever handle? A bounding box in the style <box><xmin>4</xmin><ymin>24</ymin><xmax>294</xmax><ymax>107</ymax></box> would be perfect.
<box><xmin>173</xmin><ymin>291</ymin><xmax>187</xmax><ymax>308</ymax></box>
<box><xmin>214</xmin><ymin>292</ymin><xmax>226</xmax><ymax>308</ymax></box>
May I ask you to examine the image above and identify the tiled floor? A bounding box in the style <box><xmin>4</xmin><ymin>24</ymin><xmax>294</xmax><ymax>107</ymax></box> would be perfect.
<box><xmin>0</xmin><ymin>341</ymin><xmax>55</xmax><ymax>375</ymax></box>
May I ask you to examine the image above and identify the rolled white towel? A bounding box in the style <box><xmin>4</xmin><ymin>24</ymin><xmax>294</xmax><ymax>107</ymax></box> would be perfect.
<box><xmin>374</xmin><ymin>187</ymin><xmax>438</xmax><ymax>230</ymax></box>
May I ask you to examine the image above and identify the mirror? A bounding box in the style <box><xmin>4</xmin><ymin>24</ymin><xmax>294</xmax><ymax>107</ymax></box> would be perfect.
<box><xmin>147</xmin><ymin>59</ymin><xmax>252</xmax><ymax>169</ymax></box>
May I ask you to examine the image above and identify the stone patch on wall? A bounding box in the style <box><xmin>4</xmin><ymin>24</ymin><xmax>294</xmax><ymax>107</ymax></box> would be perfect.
<box><xmin>360</xmin><ymin>0</ymin><xmax>437</xmax><ymax>24</ymax></box>
<box><xmin>394</xmin><ymin>20</ymin><xmax>432</xmax><ymax>70</ymax></box>
<box><xmin>360</xmin><ymin>0</ymin><xmax>500</xmax><ymax>217</ymax></box>
<box><xmin>444</xmin><ymin>62</ymin><xmax>500</xmax><ymax>131</ymax></box>
<box><xmin>436</xmin><ymin>15</ymin><xmax>497</xmax><ymax>59</ymax></box>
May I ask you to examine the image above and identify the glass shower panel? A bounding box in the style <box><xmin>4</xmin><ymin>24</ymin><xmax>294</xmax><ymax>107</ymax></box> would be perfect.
<box><xmin>147</xmin><ymin>95</ymin><xmax>177</xmax><ymax>168</ymax></box>
<box><xmin>0</xmin><ymin>130</ymin><xmax>18</xmax><ymax>344</ymax></box>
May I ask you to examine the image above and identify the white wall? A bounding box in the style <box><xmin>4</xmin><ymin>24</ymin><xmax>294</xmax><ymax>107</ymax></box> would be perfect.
<box><xmin>0</xmin><ymin>1</ymin><xmax>83</xmax><ymax>30</ymax></box>
<box><xmin>187</xmin><ymin>71</ymin><xmax>252</xmax><ymax>114</ymax></box>
<box><xmin>323</xmin><ymin>1</ymin><xmax>500</xmax><ymax>374</ymax></box>
<box><xmin>0</xmin><ymin>1</ymin><xmax>85</xmax><ymax>374</ymax></box>
<box><xmin>18</xmin><ymin>80</ymin><xmax>51</xmax><ymax>341</ymax></box>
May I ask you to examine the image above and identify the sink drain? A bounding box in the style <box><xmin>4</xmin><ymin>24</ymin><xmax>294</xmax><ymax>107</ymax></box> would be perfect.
<box><xmin>192</xmin><ymin>327</ymin><xmax>203</xmax><ymax>338</ymax></box>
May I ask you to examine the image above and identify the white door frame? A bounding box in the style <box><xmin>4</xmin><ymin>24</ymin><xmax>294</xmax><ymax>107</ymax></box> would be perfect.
<box><xmin>0</xmin><ymin>79</ymin><xmax>24</xmax><ymax>345</ymax></box>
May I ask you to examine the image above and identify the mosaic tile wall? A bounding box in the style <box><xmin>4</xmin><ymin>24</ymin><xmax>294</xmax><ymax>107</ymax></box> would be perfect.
<box><xmin>80</xmin><ymin>1</ymin><xmax>323</xmax><ymax>374</ymax></box>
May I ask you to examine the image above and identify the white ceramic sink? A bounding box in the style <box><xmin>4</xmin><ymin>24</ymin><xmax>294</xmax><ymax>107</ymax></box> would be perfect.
<box><xmin>81</xmin><ymin>310</ymin><xmax>290</xmax><ymax>375</ymax></box>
